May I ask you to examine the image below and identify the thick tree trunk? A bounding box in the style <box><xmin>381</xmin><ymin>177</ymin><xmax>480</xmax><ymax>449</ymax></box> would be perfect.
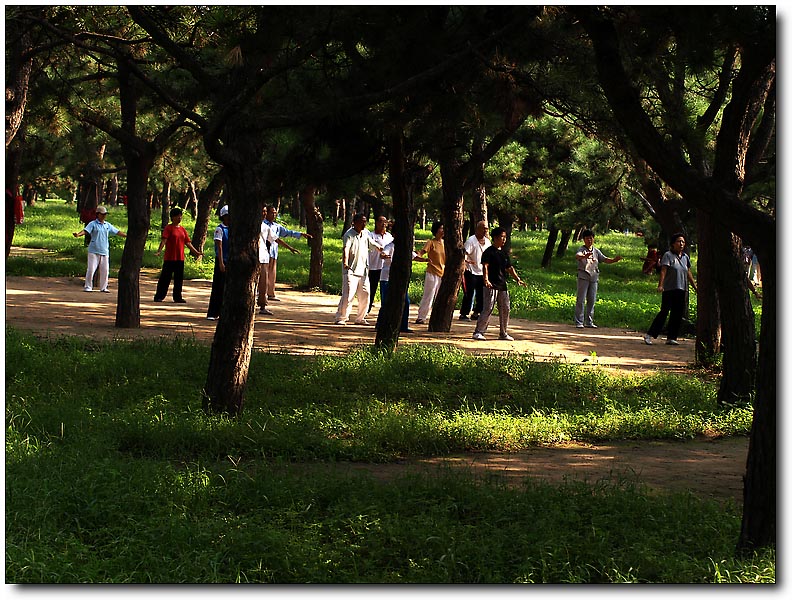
<box><xmin>541</xmin><ymin>226</ymin><xmax>559</xmax><ymax>268</ymax></box>
<box><xmin>428</xmin><ymin>158</ymin><xmax>465</xmax><ymax>333</ymax></box>
<box><xmin>202</xmin><ymin>166</ymin><xmax>264</xmax><ymax>416</ymax></box>
<box><xmin>556</xmin><ymin>229</ymin><xmax>573</xmax><ymax>258</ymax></box>
<box><xmin>695</xmin><ymin>210</ymin><xmax>721</xmax><ymax>366</ymax></box>
<box><xmin>713</xmin><ymin>229</ymin><xmax>756</xmax><ymax>405</ymax></box>
<box><xmin>160</xmin><ymin>179</ymin><xmax>171</xmax><ymax>232</ymax></box>
<box><xmin>5</xmin><ymin>29</ymin><xmax>32</xmax><ymax>150</ymax></box>
<box><xmin>115</xmin><ymin>152</ymin><xmax>154</xmax><ymax>328</ymax></box>
<box><xmin>192</xmin><ymin>169</ymin><xmax>226</xmax><ymax>256</ymax></box>
<box><xmin>300</xmin><ymin>185</ymin><xmax>324</xmax><ymax>290</ymax></box>
<box><xmin>376</xmin><ymin>133</ymin><xmax>420</xmax><ymax>351</ymax></box>
<box><xmin>471</xmin><ymin>182</ymin><xmax>488</xmax><ymax>228</ymax></box>
<box><xmin>186</xmin><ymin>180</ymin><xmax>198</xmax><ymax>219</ymax></box>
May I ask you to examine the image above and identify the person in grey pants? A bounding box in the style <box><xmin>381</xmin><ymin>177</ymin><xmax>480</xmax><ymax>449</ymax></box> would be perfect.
<box><xmin>574</xmin><ymin>229</ymin><xmax>622</xmax><ymax>328</ymax></box>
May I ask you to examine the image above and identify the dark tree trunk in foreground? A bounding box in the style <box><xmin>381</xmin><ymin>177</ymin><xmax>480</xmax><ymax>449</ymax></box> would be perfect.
<box><xmin>695</xmin><ymin>210</ymin><xmax>721</xmax><ymax>366</ymax></box>
<box><xmin>300</xmin><ymin>185</ymin><xmax>324</xmax><ymax>290</ymax></box>
<box><xmin>202</xmin><ymin>165</ymin><xmax>265</xmax><ymax>416</ymax></box>
<box><xmin>192</xmin><ymin>168</ymin><xmax>226</xmax><ymax>256</ymax></box>
<box><xmin>428</xmin><ymin>158</ymin><xmax>466</xmax><ymax>333</ymax></box>
<box><xmin>556</xmin><ymin>229</ymin><xmax>573</xmax><ymax>258</ymax></box>
<box><xmin>541</xmin><ymin>226</ymin><xmax>559</xmax><ymax>268</ymax></box>
<box><xmin>375</xmin><ymin>132</ymin><xmax>420</xmax><ymax>351</ymax></box>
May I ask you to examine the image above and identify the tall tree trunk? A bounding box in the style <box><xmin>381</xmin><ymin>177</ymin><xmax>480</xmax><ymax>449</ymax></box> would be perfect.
<box><xmin>376</xmin><ymin>132</ymin><xmax>420</xmax><ymax>351</ymax></box>
<box><xmin>186</xmin><ymin>180</ymin><xmax>198</xmax><ymax>219</ymax></box>
<box><xmin>115</xmin><ymin>151</ymin><xmax>154</xmax><ymax>328</ymax></box>
<box><xmin>694</xmin><ymin>210</ymin><xmax>721</xmax><ymax>366</ymax></box>
<box><xmin>428</xmin><ymin>158</ymin><xmax>466</xmax><ymax>333</ymax></box>
<box><xmin>300</xmin><ymin>185</ymin><xmax>324</xmax><ymax>290</ymax></box>
<box><xmin>160</xmin><ymin>179</ymin><xmax>171</xmax><ymax>232</ymax></box>
<box><xmin>343</xmin><ymin>197</ymin><xmax>355</xmax><ymax>234</ymax></box>
<box><xmin>107</xmin><ymin>174</ymin><xmax>119</xmax><ymax>206</ymax></box>
<box><xmin>5</xmin><ymin>29</ymin><xmax>32</xmax><ymax>150</ymax></box>
<box><xmin>541</xmin><ymin>226</ymin><xmax>559</xmax><ymax>268</ymax></box>
<box><xmin>192</xmin><ymin>168</ymin><xmax>226</xmax><ymax>256</ymax></box>
<box><xmin>556</xmin><ymin>229</ymin><xmax>573</xmax><ymax>258</ymax></box>
<box><xmin>713</xmin><ymin>229</ymin><xmax>756</xmax><ymax>405</ymax></box>
<box><xmin>202</xmin><ymin>165</ymin><xmax>264</xmax><ymax>416</ymax></box>
<box><xmin>5</xmin><ymin>135</ymin><xmax>22</xmax><ymax>257</ymax></box>
<box><xmin>471</xmin><ymin>182</ymin><xmax>488</xmax><ymax>227</ymax></box>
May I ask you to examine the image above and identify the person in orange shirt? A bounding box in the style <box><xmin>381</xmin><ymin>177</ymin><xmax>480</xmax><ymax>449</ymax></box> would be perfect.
<box><xmin>414</xmin><ymin>221</ymin><xmax>446</xmax><ymax>325</ymax></box>
<box><xmin>153</xmin><ymin>207</ymin><xmax>202</xmax><ymax>303</ymax></box>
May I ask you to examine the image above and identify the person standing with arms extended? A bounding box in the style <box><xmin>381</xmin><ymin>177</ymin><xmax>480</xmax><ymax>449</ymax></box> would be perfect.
<box><xmin>644</xmin><ymin>233</ymin><xmax>697</xmax><ymax>345</ymax></box>
<box><xmin>206</xmin><ymin>205</ymin><xmax>230</xmax><ymax>321</ymax></box>
<box><xmin>414</xmin><ymin>221</ymin><xmax>445</xmax><ymax>325</ymax></box>
<box><xmin>263</xmin><ymin>205</ymin><xmax>312</xmax><ymax>302</ymax></box>
<box><xmin>459</xmin><ymin>220</ymin><xmax>491</xmax><ymax>321</ymax></box>
<box><xmin>153</xmin><ymin>206</ymin><xmax>203</xmax><ymax>303</ymax></box>
<box><xmin>472</xmin><ymin>226</ymin><xmax>526</xmax><ymax>342</ymax></box>
<box><xmin>72</xmin><ymin>205</ymin><xmax>126</xmax><ymax>293</ymax></box>
<box><xmin>574</xmin><ymin>229</ymin><xmax>622</xmax><ymax>329</ymax></box>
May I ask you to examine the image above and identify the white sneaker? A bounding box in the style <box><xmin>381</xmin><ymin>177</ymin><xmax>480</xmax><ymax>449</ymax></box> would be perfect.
<box><xmin>666</xmin><ymin>339</ymin><xmax>679</xmax><ymax>345</ymax></box>
<box><xmin>585</xmin><ymin>323</ymin><xmax>598</xmax><ymax>328</ymax></box>
<box><xmin>499</xmin><ymin>334</ymin><xmax>515</xmax><ymax>341</ymax></box>
<box><xmin>575</xmin><ymin>323</ymin><xmax>584</xmax><ymax>329</ymax></box>
<box><xmin>334</xmin><ymin>320</ymin><xmax>346</xmax><ymax>325</ymax></box>
<box><xmin>643</xmin><ymin>334</ymin><xmax>653</xmax><ymax>345</ymax></box>
<box><xmin>354</xmin><ymin>319</ymin><xmax>370</xmax><ymax>325</ymax></box>
<box><xmin>472</xmin><ymin>332</ymin><xmax>486</xmax><ymax>341</ymax></box>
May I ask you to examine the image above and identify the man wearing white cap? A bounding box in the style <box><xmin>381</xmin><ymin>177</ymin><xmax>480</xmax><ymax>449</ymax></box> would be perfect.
<box><xmin>72</xmin><ymin>205</ymin><xmax>126</xmax><ymax>292</ymax></box>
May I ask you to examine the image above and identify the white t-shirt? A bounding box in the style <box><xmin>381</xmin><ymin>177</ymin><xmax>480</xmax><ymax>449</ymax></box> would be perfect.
<box><xmin>464</xmin><ymin>234</ymin><xmax>491</xmax><ymax>276</ymax></box>
<box><xmin>259</xmin><ymin>221</ymin><xmax>278</xmax><ymax>264</ymax></box>
<box><xmin>368</xmin><ymin>230</ymin><xmax>394</xmax><ymax>271</ymax></box>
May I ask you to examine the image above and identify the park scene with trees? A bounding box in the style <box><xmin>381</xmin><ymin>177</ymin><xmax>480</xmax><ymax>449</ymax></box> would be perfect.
<box><xmin>5</xmin><ymin>6</ymin><xmax>775</xmax><ymax>584</ymax></box>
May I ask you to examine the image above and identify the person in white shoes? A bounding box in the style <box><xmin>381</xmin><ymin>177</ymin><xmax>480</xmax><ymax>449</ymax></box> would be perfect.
<box><xmin>334</xmin><ymin>213</ymin><xmax>382</xmax><ymax>325</ymax></box>
<box><xmin>472</xmin><ymin>227</ymin><xmax>526</xmax><ymax>342</ymax></box>
<box><xmin>459</xmin><ymin>220</ymin><xmax>491</xmax><ymax>321</ymax></box>
<box><xmin>644</xmin><ymin>233</ymin><xmax>697</xmax><ymax>345</ymax></box>
<box><xmin>72</xmin><ymin>205</ymin><xmax>126</xmax><ymax>293</ymax></box>
<box><xmin>257</xmin><ymin>209</ymin><xmax>298</xmax><ymax>316</ymax></box>
<box><xmin>574</xmin><ymin>229</ymin><xmax>622</xmax><ymax>329</ymax></box>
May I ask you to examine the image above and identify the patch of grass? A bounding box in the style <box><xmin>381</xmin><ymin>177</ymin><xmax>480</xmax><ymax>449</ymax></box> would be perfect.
<box><xmin>5</xmin><ymin>331</ymin><xmax>769</xmax><ymax>583</ymax></box>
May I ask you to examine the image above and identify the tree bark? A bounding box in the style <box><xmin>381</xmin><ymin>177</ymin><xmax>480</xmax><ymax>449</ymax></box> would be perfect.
<box><xmin>202</xmin><ymin>166</ymin><xmax>264</xmax><ymax>416</ymax></box>
<box><xmin>428</xmin><ymin>158</ymin><xmax>466</xmax><ymax>333</ymax></box>
<box><xmin>300</xmin><ymin>185</ymin><xmax>324</xmax><ymax>290</ymax></box>
<box><xmin>694</xmin><ymin>210</ymin><xmax>721</xmax><ymax>366</ymax></box>
<box><xmin>192</xmin><ymin>168</ymin><xmax>226</xmax><ymax>256</ymax></box>
<box><xmin>556</xmin><ymin>229</ymin><xmax>573</xmax><ymax>258</ymax></box>
<box><xmin>160</xmin><ymin>179</ymin><xmax>171</xmax><ymax>232</ymax></box>
<box><xmin>541</xmin><ymin>226</ymin><xmax>559</xmax><ymax>268</ymax></box>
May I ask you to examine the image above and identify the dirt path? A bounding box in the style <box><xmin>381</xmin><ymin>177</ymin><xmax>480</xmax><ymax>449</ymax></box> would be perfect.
<box><xmin>3</xmin><ymin>269</ymin><xmax>747</xmax><ymax>503</ymax></box>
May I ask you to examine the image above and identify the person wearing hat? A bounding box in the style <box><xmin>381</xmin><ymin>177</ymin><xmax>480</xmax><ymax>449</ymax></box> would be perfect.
<box><xmin>153</xmin><ymin>206</ymin><xmax>203</xmax><ymax>303</ymax></box>
<box><xmin>72</xmin><ymin>205</ymin><xmax>127</xmax><ymax>293</ymax></box>
<box><xmin>206</xmin><ymin>205</ymin><xmax>230</xmax><ymax>320</ymax></box>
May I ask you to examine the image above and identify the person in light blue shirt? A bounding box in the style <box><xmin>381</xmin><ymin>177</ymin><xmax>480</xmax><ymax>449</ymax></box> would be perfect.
<box><xmin>72</xmin><ymin>205</ymin><xmax>126</xmax><ymax>292</ymax></box>
<box><xmin>263</xmin><ymin>205</ymin><xmax>312</xmax><ymax>301</ymax></box>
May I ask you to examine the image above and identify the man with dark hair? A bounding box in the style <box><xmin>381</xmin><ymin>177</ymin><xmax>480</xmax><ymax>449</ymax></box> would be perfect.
<box><xmin>154</xmin><ymin>206</ymin><xmax>203</xmax><ymax>303</ymax></box>
<box><xmin>334</xmin><ymin>213</ymin><xmax>382</xmax><ymax>325</ymax></box>
<box><xmin>472</xmin><ymin>226</ymin><xmax>526</xmax><ymax>342</ymax></box>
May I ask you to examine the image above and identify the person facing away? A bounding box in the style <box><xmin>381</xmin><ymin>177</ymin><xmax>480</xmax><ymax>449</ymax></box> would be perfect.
<box><xmin>367</xmin><ymin>215</ymin><xmax>394</xmax><ymax>314</ymax></box>
<box><xmin>257</xmin><ymin>206</ymin><xmax>298</xmax><ymax>316</ymax></box>
<box><xmin>414</xmin><ymin>220</ymin><xmax>446</xmax><ymax>325</ymax></box>
<box><xmin>263</xmin><ymin>205</ymin><xmax>312</xmax><ymax>302</ymax></box>
<box><xmin>573</xmin><ymin>229</ymin><xmax>622</xmax><ymax>328</ymax></box>
<box><xmin>154</xmin><ymin>206</ymin><xmax>203</xmax><ymax>303</ymax></box>
<box><xmin>644</xmin><ymin>232</ymin><xmax>697</xmax><ymax>345</ymax></box>
<box><xmin>334</xmin><ymin>213</ymin><xmax>382</xmax><ymax>325</ymax></box>
<box><xmin>206</xmin><ymin>205</ymin><xmax>230</xmax><ymax>321</ymax></box>
<box><xmin>472</xmin><ymin>226</ymin><xmax>526</xmax><ymax>342</ymax></box>
<box><xmin>72</xmin><ymin>205</ymin><xmax>127</xmax><ymax>293</ymax></box>
<box><xmin>459</xmin><ymin>220</ymin><xmax>491</xmax><ymax>321</ymax></box>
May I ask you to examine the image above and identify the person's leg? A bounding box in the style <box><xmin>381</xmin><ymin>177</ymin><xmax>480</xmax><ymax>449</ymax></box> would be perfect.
<box><xmin>267</xmin><ymin>258</ymin><xmax>278</xmax><ymax>298</ymax></box>
<box><xmin>574</xmin><ymin>277</ymin><xmax>588</xmax><ymax>326</ymax></box>
<box><xmin>647</xmin><ymin>291</ymin><xmax>672</xmax><ymax>338</ymax></box>
<box><xmin>354</xmin><ymin>273</ymin><xmax>371</xmax><ymax>323</ymax></box>
<box><xmin>257</xmin><ymin>262</ymin><xmax>269</xmax><ymax>308</ymax></box>
<box><xmin>84</xmin><ymin>252</ymin><xmax>99</xmax><ymax>290</ymax></box>
<box><xmin>368</xmin><ymin>269</ymin><xmax>381</xmax><ymax>312</ymax></box>
<box><xmin>666</xmin><ymin>289</ymin><xmax>685</xmax><ymax>340</ymax></box>
<box><xmin>172</xmin><ymin>261</ymin><xmax>185</xmax><ymax>301</ymax></box>
<box><xmin>401</xmin><ymin>290</ymin><xmax>411</xmax><ymax>331</ymax></box>
<box><xmin>206</xmin><ymin>264</ymin><xmax>225</xmax><ymax>318</ymax></box>
<box><xmin>472</xmin><ymin>274</ymin><xmax>485</xmax><ymax>317</ymax></box>
<box><xmin>97</xmin><ymin>254</ymin><xmax>110</xmax><ymax>291</ymax></box>
<box><xmin>416</xmin><ymin>273</ymin><xmax>440</xmax><ymax>322</ymax></box>
<box><xmin>154</xmin><ymin>261</ymin><xmax>172</xmax><ymax>300</ymax></box>
<box><xmin>585</xmin><ymin>280</ymin><xmax>598</xmax><ymax>326</ymax></box>
<box><xmin>474</xmin><ymin>288</ymin><xmax>496</xmax><ymax>336</ymax></box>
<box><xmin>460</xmin><ymin>271</ymin><xmax>474</xmax><ymax>317</ymax></box>
<box><xmin>497</xmin><ymin>290</ymin><xmax>511</xmax><ymax>338</ymax></box>
<box><xmin>334</xmin><ymin>270</ymin><xmax>353</xmax><ymax>322</ymax></box>
<box><xmin>375</xmin><ymin>280</ymin><xmax>389</xmax><ymax>329</ymax></box>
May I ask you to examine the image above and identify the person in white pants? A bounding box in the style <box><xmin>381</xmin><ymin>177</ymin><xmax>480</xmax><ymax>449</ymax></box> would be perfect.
<box><xmin>414</xmin><ymin>221</ymin><xmax>445</xmax><ymax>325</ymax></box>
<box><xmin>72</xmin><ymin>205</ymin><xmax>126</xmax><ymax>292</ymax></box>
<box><xmin>334</xmin><ymin>214</ymin><xmax>382</xmax><ymax>325</ymax></box>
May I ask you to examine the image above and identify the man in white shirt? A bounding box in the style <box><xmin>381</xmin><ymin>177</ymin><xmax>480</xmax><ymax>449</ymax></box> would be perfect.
<box><xmin>459</xmin><ymin>221</ymin><xmax>491</xmax><ymax>321</ymax></box>
<box><xmin>367</xmin><ymin>216</ymin><xmax>394</xmax><ymax>314</ymax></box>
<box><xmin>334</xmin><ymin>213</ymin><xmax>382</xmax><ymax>325</ymax></box>
<box><xmin>258</xmin><ymin>207</ymin><xmax>298</xmax><ymax>316</ymax></box>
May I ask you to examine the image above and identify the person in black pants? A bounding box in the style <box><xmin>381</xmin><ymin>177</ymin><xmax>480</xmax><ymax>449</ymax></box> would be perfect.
<box><xmin>644</xmin><ymin>233</ymin><xmax>697</xmax><ymax>345</ymax></box>
<box><xmin>206</xmin><ymin>206</ymin><xmax>230</xmax><ymax>321</ymax></box>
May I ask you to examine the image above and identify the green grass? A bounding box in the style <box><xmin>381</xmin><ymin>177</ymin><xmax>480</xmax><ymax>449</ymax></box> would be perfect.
<box><xmin>7</xmin><ymin>200</ymin><xmax>762</xmax><ymax>332</ymax></box>
<box><xmin>5</xmin><ymin>330</ymin><xmax>771</xmax><ymax>583</ymax></box>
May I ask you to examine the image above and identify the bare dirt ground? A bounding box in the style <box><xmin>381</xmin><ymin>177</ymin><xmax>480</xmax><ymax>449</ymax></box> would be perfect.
<box><xmin>4</xmin><ymin>262</ymin><xmax>748</xmax><ymax>504</ymax></box>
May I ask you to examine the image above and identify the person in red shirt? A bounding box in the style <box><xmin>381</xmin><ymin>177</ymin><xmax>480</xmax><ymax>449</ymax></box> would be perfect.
<box><xmin>153</xmin><ymin>207</ymin><xmax>202</xmax><ymax>303</ymax></box>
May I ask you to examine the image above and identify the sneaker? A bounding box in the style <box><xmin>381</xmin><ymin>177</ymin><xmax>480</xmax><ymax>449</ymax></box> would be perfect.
<box><xmin>354</xmin><ymin>319</ymin><xmax>370</xmax><ymax>325</ymax></box>
<box><xmin>83</xmin><ymin>288</ymin><xmax>92</xmax><ymax>292</ymax></box>
<box><xmin>585</xmin><ymin>323</ymin><xmax>598</xmax><ymax>328</ymax></box>
<box><xmin>472</xmin><ymin>332</ymin><xmax>486</xmax><ymax>341</ymax></box>
<box><xmin>499</xmin><ymin>334</ymin><xmax>515</xmax><ymax>341</ymax></box>
<box><xmin>154</xmin><ymin>297</ymin><xmax>164</xmax><ymax>302</ymax></box>
<box><xmin>207</xmin><ymin>316</ymin><xmax>218</xmax><ymax>321</ymax></box>
<box><xmin>174</xmin><ymin>298</ymin><xmax>187</xmax><ymax>304</ymax></box>
<box><xmin>402</xmin><ymin>328</ymin><xmax>415</xmax><ymax>333</ymax></box>
<box><xmin>666</xmin><ymin>339</ymin><xmax>679</xmax><ymax>345</ymax></box>
<box><xmin>459</xmin><ymin>315</ymin><xmax>470</xmax><ymax>321</ymax></box>
<box><xmin>100</xmin><ymin>289</ymin><xmax>110</xmax><ymax>293</ymax></box>
<box><xmin>576</xmin><ymin>323</ymin><xmax>585</xmax><ymax>329</ymax></box>
<box><xmin>259</xmin><ymin>308</ymin><xmax>273</xmax><ymax>315</ymax></box>
<box><xmin>643</xmin><ymin>334</ymin><xmax>653</xmax><ymax>345</ymax></box>
<box><xmin>334</xmin><ymin>320</ymin><xmax>346</xmax><ymax>325</ymax></box>
<box><xmin>415</xmin><ymin>319</ymin><xmax>425</xmax><ymax>325</ymax></box>
<box><xmin>268</xmin><ymin>296</ymin><xmax>281</xmax><ymax>302</ymax></box>
<box><xmin>471</xmin><ymin>313</ymin><xmax>479</xmax><ymax>320</ymax></box>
